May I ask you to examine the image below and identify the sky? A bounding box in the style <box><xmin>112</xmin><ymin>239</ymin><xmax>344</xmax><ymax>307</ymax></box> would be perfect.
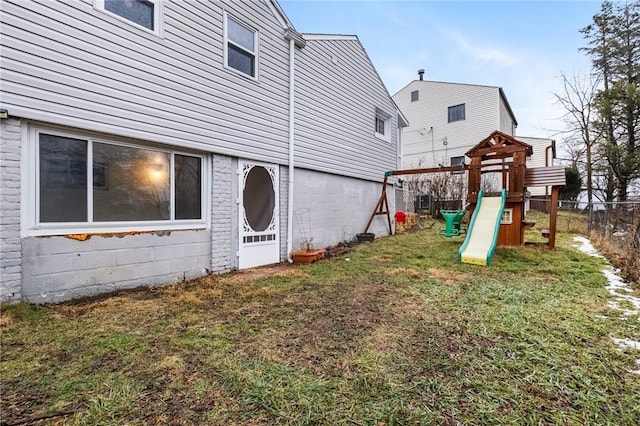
<box><xmin>279</xmin><ymin>0</ymin><xmax>603</xmax><ymax>141</ymax></box>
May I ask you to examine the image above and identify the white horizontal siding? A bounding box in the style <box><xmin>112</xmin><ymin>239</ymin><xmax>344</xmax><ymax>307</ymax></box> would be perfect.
<box><xmin>294</xmin><ymin>38</ymin><xmax>398</xmax><ymax>182</ymax></box>
<box><xmin>394</xmin><ymin>81</ymin><xmax>510</xmax><ymax>169</ymax></box>
<box><xmin>499</xmin><ymin>97</ymin><xmax>516</xmax><ymax>135</ymax></box>
<box><xmin>519</xmin><ymin>136</ymin><xmax>553</xmax><ymax>169</ymax></box>
<box><xmin>0</xmin><ymin>0</ymin><xmax>291</xmax><ymax>163</ymax></box>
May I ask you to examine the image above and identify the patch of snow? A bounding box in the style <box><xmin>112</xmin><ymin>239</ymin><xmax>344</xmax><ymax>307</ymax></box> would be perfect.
<box><xmin>572</xmin><ymin>236</ymin><xmax>604</xmax><ymax>258</ymax></box>
<box><xmin>573</xmin><ymin>236</ymin><xmax>640</xmax><ymax>375</ymax></box>
<box><xmin>612</xmin><ymin>338</ymin><xmax>640</xmax><ymax>351</ymax></box>
<box><xmin>573</xmin><ymin>236</ymin><xmax>640</xmax><ymax>318</ymax></box>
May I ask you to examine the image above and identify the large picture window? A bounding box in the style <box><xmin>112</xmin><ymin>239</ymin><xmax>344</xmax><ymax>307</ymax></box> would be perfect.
<box><xmin>225</xmin><ymin>14</ymin><xmax>258</xmax><ymax>78</ymax></box>
<box><xmin>32</xmin><ymin>130</ymin><xmax>206</xmax><ymax>235</ymax></box>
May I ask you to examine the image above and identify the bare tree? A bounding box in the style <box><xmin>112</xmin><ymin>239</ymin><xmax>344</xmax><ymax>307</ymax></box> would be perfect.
<box><xmin>582</xmin><ymin>0</ymin><xmax>640</xmax><ymax>201</ymax></box>
<box><xmin>554</xmin><ymin>71</ymin><xmax>601</xmax><ymax>209</ymax></box>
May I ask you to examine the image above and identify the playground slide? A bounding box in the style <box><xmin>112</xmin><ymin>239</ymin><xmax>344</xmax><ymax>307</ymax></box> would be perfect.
<box><xmin>458</xmin><ymin>189</ymin><xmax>507</xmax><ymax>266</ymax></box>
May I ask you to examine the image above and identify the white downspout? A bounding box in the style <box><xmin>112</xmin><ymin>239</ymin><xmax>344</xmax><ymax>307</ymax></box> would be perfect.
<box><xmin>287</xmin><ymin>37</ymin><xmax>295</xmax><ymax>263</ymax></box>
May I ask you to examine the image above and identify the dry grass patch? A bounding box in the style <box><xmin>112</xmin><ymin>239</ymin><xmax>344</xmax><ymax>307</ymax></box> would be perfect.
<box><xmin>427</xmin><ymin>267</ymin><xmax>470</xmax><ymax>286</ymax></box>
<box><xmin>590</xmin><ymin>231</ymin><xmax>640</xmax><ymax>288</ymax></box>
<box><xmin>157</xmin><ymin>355</ymin><xmax>185</xmax><ymax>373</ymax></box>
<box><xmin>385</xmin><ymin>267</ymin><xmax>422</xmax><ymax>279</ymax></box>
<box><xmin>175</xmin><ymin>292</ymin><xmax>206</xmax><ymax>306</ymax></box>
<box><xmin>0</xmin><ymin>311</ymin><xmax>15</xmax><ymax>328</ymax></box>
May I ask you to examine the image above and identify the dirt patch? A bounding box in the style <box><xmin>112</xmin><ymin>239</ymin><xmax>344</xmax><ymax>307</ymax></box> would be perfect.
<box><xmin>236</xmin><ymin>279</ymin><xmax>426</xmax><ymax>375</ymax></box>
<box><xmin>225</xmin><ymin>264</ymin><xmax>296</xmax><ymax>281</ymax></box>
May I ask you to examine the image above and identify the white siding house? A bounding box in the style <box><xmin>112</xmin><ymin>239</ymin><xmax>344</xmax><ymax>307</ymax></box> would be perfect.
<box><xmin>0</xmin><ymin>0</ymin><xmax>405</xmax><ymax>303</ymax></box>
<box><xmin>393</xmin><ymin>78</ymin><xmax>518</xmax><ymax>170</ymax></box>
<box><xmin>393</xmin><ymin>76</ymin><xmax>557</xmax><ymax>201</ymax></box>
<box><xmin>291</xmin><ymin>34</ymin><xmax>405</xmax><ymax>249</ymax></box>
<box><xmin>519</xmin><ymin>136</ymin><xmax>558</xmax><ymax>197</ymax></box>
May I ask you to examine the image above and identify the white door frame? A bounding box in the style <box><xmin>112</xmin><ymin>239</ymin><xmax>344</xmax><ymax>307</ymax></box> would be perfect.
<box><xmin>238</xmin><ymin>160</ymin><xmax>280</xmax><ymax>269</ymax></box>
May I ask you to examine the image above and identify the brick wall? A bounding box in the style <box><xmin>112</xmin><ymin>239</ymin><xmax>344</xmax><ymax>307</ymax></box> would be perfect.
<box><xmin>279</xmin><ymin>165</ymin><xmax>289</xmax><ymax>260</ymax></box>
<box><xmin>0</xmin><ymin>118</ymin><xmax>22</xmax><ymax>303</ymax></box>
<box><xmin>211</xmin><ymin>154</ymin><xmax>233</xmax><ymax>272</ymax></box>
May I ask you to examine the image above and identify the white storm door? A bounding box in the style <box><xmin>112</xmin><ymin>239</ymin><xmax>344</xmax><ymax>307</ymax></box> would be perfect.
<box><xmin>238</xmin><ymin>161</ymin><xmax>280</xmax><ymax>269</ymax></box>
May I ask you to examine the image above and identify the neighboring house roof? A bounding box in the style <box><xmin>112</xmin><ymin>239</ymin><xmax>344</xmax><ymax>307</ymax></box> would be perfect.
<box><xmin>395</xmin><ymin>101</ymin><xmax>410</xmax><ymax>127</ymax></box>
<box><xmin>498</xmin><ymin>87</ymin><xmax>518</xmax><ymax>128</ymax></box>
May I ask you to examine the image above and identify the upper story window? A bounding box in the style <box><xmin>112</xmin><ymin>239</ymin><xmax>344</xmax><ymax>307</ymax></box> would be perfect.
<box><xmin>225</xmin><ymin>14</ymin><xmax>258</xmax><ymax>78</ymax></box>
<box><xmin>375</xmin><ymin>108</ymin><xmax>391</xmax><ymax>142</ymax></box>
<box><xmin>96</xmin><ymin>0</ymin><xmax>162</xmax><ymax>34</ymax></box>
<box><xmin>27</xmin><ymin>127</ymin><xmax>207</xmax><ymax>236</ymax></box>
<box><xmin>411</xmin><ymin>90</ymin><xmax>419</xmax><ymax>102</ymax></box>
<box><xmin>375</xmin><ymin>116</ymin><xmax>386</xmax><ymax>135</ymax></box>
<box><xmin>448</xmin><ymin>103</ymin><xmax>466</xmax><ymax>123</ymax></box>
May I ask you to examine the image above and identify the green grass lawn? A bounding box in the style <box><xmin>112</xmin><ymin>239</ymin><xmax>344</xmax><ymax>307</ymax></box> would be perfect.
<box><xmin>2</xmin><ymin>225</ymin><xmax>639</xmax><ymax>425</ymax></box>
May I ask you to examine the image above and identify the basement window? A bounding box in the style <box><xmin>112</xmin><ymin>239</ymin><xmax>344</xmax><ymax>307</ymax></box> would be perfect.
<box><xmin>27</xmin><ymin>127</ymin><xmax>208</xmax><ymax>236</ymax></box>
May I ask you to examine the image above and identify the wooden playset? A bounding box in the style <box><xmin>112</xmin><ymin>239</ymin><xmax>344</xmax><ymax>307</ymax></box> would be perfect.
<box><xmin>364</xmin><ymin>130</ymin><xmax>566</xmax><ymax>253</ymax></box>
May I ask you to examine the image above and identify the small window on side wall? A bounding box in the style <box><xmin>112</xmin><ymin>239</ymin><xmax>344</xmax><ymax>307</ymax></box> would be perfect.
<box><xmin>448</xmin><ymin>103</ymin><xmax>465</xmax><ymax>122</ymax></box>
<box><xmin>374</xmin><ymin>108</ymin><xmax>391</xmax><ymax>142</ymax></box>
<box><xmin>97</xmin><ymin>0</ymin><xmax>161</xmax><ymax>34</ymax></box>
<box><xmin>411</xmin><ymin>90</ymin><xmax>419</xmax><ymax>102</ymax></box>
<box><xmin>225</xmin><ymin>14</ymin><xmax>258</xmax><ymax>78</ymax></box>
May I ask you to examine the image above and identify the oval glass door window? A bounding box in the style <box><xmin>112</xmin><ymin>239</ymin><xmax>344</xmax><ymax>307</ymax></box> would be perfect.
<box><xmin>243</xmin><ymin>166</ymin><xmax>275</xmax><ymax>232</ymax></box>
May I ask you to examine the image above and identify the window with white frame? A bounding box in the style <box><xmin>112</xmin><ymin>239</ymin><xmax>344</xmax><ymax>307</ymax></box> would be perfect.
<box><xmin>29</xmin><ymin>129</ymin><xmax>206</xmax><ymax>235</ymax></box>
<box><xmin>375</xmin><ymin>108</ymin><xmax>391</xmax><ymax>141</ymax></box>
<box><xmin>225</xmin><ymin>14</ymin><xmax>258</xmax><ymax>78</ymax></box>
<box><xmin>501</xmin><ymin>208</ymin><xmax>513</xmax><ymax>224</ymax></box>
<box><xmin>411</xmin><ymin>90</ymin><xmax>419</xmax><ymax>102</ymax></box>
<box><xmin>448</xmin><ymin>103</ymin><xmax>465</xmax><ymax>122</ymax></box>
<box><xmin>96</xmin><ymin>0</ymin><xmax>162</xmax><ymax>34</ymax></box>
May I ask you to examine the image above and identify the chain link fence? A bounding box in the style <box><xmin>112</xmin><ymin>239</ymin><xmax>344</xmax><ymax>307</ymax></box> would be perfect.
<box><xmin>530</xmin><ymin>197</ymin><xmax>640</xmax><ymax>280</ymax></box>
<box><xmin>530</xmin><ymin>199</ymin><xmax>640</xmax><ymax>244</ymax></box>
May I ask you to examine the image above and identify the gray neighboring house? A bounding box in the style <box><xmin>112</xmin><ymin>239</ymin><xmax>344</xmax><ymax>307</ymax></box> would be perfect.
<box><xmin>0</xmin><ymin>0</ymin><xmax>405</xmax><ymax>303</ymax></box>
